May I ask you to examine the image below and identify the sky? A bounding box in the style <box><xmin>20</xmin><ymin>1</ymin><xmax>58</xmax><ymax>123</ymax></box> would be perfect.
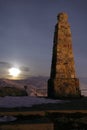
<box><xmin>0</xmin><ymin>0</ymin><xmax>87</xmax><ymax>83</ymax></box>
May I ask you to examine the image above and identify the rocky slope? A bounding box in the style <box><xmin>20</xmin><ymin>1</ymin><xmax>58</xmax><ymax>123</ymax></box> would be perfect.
<box><xmin>0</xmin><ymin>76</ymin><xmax>48</xmax><ymax>96</ymax></box>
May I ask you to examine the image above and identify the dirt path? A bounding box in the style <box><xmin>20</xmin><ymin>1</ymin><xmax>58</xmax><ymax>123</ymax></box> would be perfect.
<box><xmin>0</xmin><ymin>110</ymin><xmax>87</xmax><ymax>116</ymax></box>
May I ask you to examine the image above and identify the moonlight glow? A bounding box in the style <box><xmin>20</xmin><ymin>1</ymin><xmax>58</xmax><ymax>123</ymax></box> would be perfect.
<box><xmin>9</xmin><ymin>67</ymin><xmax>21</xmax><ymax>77</ymax></box>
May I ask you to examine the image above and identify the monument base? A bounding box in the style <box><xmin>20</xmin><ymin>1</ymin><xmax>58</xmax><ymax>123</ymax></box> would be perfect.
<box><xmin>48</xmin><ymin>78</ymin><xmax>81</xmax><ymax>98</ymax></box>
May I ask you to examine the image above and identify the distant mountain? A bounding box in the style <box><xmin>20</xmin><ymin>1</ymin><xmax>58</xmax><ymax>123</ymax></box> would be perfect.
<box><xmin>0</xmin><ymin>76</ymin><xmax>49</xmax><ymax>96</ymax></box>
<box><xmin>0</xmin><ymin>79</ymin><xmax>24</xmax><ymax>88</ymax></box>
<box><xmin>15</xmin><ymin>76</ymin><xmax>48</xmax><ymax>88</ymax></box>
<box><xmin>0</xmin><ymin>76</ymin><xmax>48</xmax><ymax>88</ymax></box>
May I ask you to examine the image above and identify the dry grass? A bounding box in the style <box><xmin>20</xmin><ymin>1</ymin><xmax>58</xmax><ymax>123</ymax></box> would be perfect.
<box><xmin>0</xmin><ymin>110</ymin><xmax>87</xmax><ymax>117</ymax></box>
<box><xmin>0</xmin><ymin>123</ymin><xmax>54</xmax><ymax>130</ymax></box>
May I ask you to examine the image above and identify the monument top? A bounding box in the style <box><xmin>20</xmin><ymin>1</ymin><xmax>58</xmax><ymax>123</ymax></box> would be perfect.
<box><xmin>57</xmin><ymin>12</ymin><xmax>68</xmax><ymax>22</ymax></box>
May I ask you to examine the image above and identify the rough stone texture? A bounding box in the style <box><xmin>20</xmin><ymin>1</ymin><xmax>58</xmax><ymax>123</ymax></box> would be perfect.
<box><xmin>48</xmin><ymin>12</ymin><xmax>81</xmax><ymax>98</ymax></box>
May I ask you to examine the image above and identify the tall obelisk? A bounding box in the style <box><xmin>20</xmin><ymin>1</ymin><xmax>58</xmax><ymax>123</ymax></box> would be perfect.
<box><xmin>48</xmin><ymin>12</ymin><xmax>81</xmax><ymax>98</ymax></box>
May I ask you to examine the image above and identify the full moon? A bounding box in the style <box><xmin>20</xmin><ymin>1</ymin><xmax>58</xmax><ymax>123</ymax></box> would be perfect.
<box><xmin>8</xmin><ymin>67</ymin><xmax>21</xmax><ymax>77</ymax></box>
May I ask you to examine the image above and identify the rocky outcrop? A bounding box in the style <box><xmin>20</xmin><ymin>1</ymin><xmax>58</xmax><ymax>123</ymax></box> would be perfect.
<box><xmin>0</xmin><ymin>87</ymin><xmax>27</xmax><ymax>97</ymax></box>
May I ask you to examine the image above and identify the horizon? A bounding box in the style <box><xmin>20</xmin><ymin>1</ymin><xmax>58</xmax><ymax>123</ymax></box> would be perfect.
<box><xmin>0</xmin><ymin>76</ymin><xmax>87</xmax><ymax>96</ymax></box>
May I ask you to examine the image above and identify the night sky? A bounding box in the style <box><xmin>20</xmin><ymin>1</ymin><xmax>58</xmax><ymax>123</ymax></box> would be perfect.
<box><xmin>0</xmin><ymin>0</ymin><xmax>87</xmax><ymax>81</ymax></box>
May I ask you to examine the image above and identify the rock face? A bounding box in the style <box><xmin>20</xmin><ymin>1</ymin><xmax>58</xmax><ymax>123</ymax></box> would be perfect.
<box><xmin>48</xmin><ymin>12</ymin><xmax>81</xmax><ymax>98</ymax></box>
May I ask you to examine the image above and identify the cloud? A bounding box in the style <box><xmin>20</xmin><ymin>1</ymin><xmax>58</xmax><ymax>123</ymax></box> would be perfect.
<box><xmin>0</xmin><ymin>61</ymin><xmax>12</xmax><ymax>68</ymax></box>
<box><xmin>20</xmin><ymin>66</ymin><xmax>30</xmax><ymax>72</ymax></box>
<box><xmin>0</xmin><ymin>61</ymin><xmax>30</xmax><ymax>79</ymax></box>
<box><xmin>0</xmin><ymin>61</ymin><xmax>30</xmax><ymax>71</ymax></box>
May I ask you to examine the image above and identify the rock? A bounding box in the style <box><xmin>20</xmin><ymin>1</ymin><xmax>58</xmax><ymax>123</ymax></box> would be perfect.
<box><xmin>0</xmin><ymin>87</ymin><xmax>27</xmax><ymax>97</ymax></box>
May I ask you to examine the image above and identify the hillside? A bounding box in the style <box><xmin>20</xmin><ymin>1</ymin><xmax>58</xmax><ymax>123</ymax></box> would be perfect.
<box><xmin>0</xmin><ymin>87</ymin><xmax>27</xmax><ymax>97</ymax></box>
<box><xmin>0</xmin><ymin>76</ymin><xmax>48</xmax><ymax>96</ymax></box>
<box><xmin>0</xmin><ymin>76</ymin><xmax>48</xmax><ymax>88</ymax></box>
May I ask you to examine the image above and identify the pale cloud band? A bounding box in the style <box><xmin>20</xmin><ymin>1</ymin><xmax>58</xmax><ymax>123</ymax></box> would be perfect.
<box><xmin>0</xmin><ymin>61</ymin><xmax>30</xmax><ymax>79</ymax></box>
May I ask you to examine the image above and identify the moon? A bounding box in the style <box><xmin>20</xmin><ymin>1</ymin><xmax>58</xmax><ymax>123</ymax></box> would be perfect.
<box><xmin>8</xmin><ymin>67</ymin><xmax>21</xmax><ymax>77</ymax></box>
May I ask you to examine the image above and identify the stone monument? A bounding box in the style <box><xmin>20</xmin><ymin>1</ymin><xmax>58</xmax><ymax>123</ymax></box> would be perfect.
<box><xmin>48</xmin><ymin>12</ymin><xmax>81</xmax><ymax>98</ymax></box>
